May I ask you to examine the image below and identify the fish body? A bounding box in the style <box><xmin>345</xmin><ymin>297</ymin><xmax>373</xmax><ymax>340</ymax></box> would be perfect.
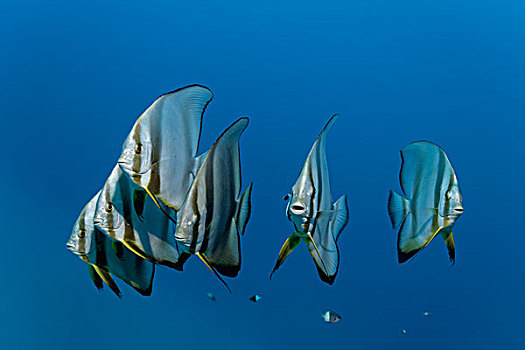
<box><xmin>270</xmin><ymin>115</ymin><xmax>349</xmax><ymax>285</ymax></box>
<box><xmin>94</xmin><ymin>165</ymin><xmax>190</xmax><ymax>270</ymax></box>
<box><xmin>388</xmin><ymin>141</ymin><xmax>463</xmax><ymax>264</ymax></box>
<box><xmin>117</xmin><ymin>85</ymin><xmax>213</xmax><ymax>212</ymax></box>
<box><xmin>175</xmin><ymin>117</ymin><xmax>252</xmax><ymax>290</ymax></box>
<box><xmin>249</xmin><ymin>294</ymin><xmax>262</xmax><ymax>302</ymax></box>
<box><xmin>322</xmin><ymin>311</ymin><xmax>342</xmax><ymax>323</ymax></box>
<box><xmin>67</xmin><ymin>191</ymin><xmax>155</xmax><ymax>296</ymax></box>
<box><xmin>207</xmin><ymin>292</ymin><xmax>216</xmax><ymax>301</ymax></box>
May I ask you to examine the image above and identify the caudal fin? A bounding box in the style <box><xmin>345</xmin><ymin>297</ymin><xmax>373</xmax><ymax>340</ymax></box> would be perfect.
<box><xmin>332</xmin><ymin>195</ymin><xmax>349</xmax><ymax>240</ymax></box>
<box><xmin>236</xmin><ymin>182</ymin><xmax>253</xmax><ymax>235</ymax></box>
<box><xmin>270</xmin><ymin>233</ymin><xmax>302</xmax><ymax>280</ymax></box>
<box><xmin>388</xmin><ymin>191</ymin><xmax>410</xmax><ymax>229</ymax></box>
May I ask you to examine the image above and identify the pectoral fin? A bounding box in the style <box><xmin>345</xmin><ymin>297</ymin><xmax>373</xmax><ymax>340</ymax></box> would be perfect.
<box><xmin>88</xmin><ymin>265</ymin><xmax>103</xmax><ymax>291</ymax></box>
<box><xmin>133</xmin><ymin>189</ymin><xmax>147</xmax><ymax>221</ymax></box>
<box><xmin>270</xmin><ymin>233</ymin><xmax>301</xmax><ymax>280</ymax></box>
<box><xmin>112</xmin><ymin>241</ymin><xmax>124</xmax><ymax>260</ymax></box>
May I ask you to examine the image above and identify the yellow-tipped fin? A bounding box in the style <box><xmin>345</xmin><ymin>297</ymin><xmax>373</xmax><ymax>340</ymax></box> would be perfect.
<box><xmin>270</xmin><ymin>233</ymin><xmax>301</xmax><ymax>280</ymax></box>
<box><xmin>144</xmin><ymin>187</ymin><xmax>178</xmax><ymax>226</ymax></box>
<box><xmin>440</xmin><ymin>229</ymin><xmax>455</xmax><ymax>266</ymax></box>
<box><xmin>197</xmin><ymin>252</ymin><xmax>231</xmax><ymax>293</ymax></box>
<box><xmin>92</xmin><ymin>265</ymin><xmax>121</xmax><ymax>298</ymax></box>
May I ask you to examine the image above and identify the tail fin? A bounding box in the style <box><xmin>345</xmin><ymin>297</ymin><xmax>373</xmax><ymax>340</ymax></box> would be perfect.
<box><xmin>270</xmin><ymin>233</ymin><xmax>302</xmax><ymax>280</ymax></box>
<box><xmin>388</xmin><ymin>191</ymin><xmax>410</xmax><ymax>229</ymax></box>
<box><xmin>235</xmin><ymin>182</ymin><xmax>253</xmax><ymax>235</ymax></box>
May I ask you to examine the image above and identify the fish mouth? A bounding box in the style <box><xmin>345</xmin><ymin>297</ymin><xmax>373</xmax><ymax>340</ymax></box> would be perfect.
<box><xmin>290</xmin><ymin>203</ymin><xmax>306</xmax><ymax>215</ymax></box>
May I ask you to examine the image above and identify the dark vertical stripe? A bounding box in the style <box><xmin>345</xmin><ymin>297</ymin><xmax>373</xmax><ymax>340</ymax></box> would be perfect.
<box><xmin>189</xmin><ymin>184</ymin><xmax>201</xmax><ymax>254</ymax></box>
<box><xmin>132</xmin><ymin>123</ymin><xmax>142</xmax><ymax>174</ymax></box>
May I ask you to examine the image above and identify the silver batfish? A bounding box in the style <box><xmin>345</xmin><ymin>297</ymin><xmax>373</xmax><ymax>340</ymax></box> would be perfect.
<box><xmin>67</xmin><ymin>191</ymin><xmax>155</xmax><ymax>296</ymax></box>
<box><xmin>388</xmin><ymin>141</ymin><xmax>463</xmax><ymax>264</ymax></box>
<box><xmin>175</xmin><ymin>117</ymin><xmax>253</xmax><ymax>292</ymax></box>
<box><xmin>118</xmin><ymin>85</ymin><xmax>213</xmax><ymax>213</ymax></box>
<box><xmin>94</xmin><ymin>165</ymin><xmax>190</xmax><ymax>270</ymax></box>
<box><xmin>270</xmin><ymin>115</ymin><xmax>349</xmax><ymax>285</ymax></box>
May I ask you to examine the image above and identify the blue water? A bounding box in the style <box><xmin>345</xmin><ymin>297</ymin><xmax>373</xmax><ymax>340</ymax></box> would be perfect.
<box><xmin>2</xmin><ymin>1</ymin><xmax>524</xmax><ymax>349</ymax></box>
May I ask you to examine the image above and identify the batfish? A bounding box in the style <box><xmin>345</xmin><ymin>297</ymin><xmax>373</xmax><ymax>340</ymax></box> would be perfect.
<box><xmin>175</xmin><ymin>117</ymin><xmax>253</xmax><ymax>292</ymax></box>
<box><xmin>67</xmin><ymin>191</ymin><xmax>155</xmax><ymax>296</ymax></box>
<box><xmin>94</xmin><ymin>165</ymin><xmax>190</xmax><ymax>270</ymax></box>
<box><xmin>270</xmin><ymin>115</ymin><xmax>349</xmax><ymax>285</ymax></box>
<box><xmin>118</xmin><ymin>85</ymin><xmax>213</xmax><ymax>215</ymax></box>
<box><xmin>388</xmin><ymin>141</ymin><xmax>463</xmax><ymax>264</ymax></box>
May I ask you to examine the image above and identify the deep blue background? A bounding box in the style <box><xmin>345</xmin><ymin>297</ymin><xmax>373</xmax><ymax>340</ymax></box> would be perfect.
<box><xmin>1</xmin><ymin>1</ymin><xmax>524</xmax><ymax>349</ymax></box>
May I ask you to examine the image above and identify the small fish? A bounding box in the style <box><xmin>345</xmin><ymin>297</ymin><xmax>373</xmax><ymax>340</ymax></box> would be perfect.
<box><xmin>249</xmin><ymin>294</ymin><xmax>262</xmax><ymax>303</ymax></box>
<box><xmin>388</xmin><ymin>141</ymin><xmax>463</xmax><ymax>264</ymax></box>
<box><xmin>423</xmin><ymin>311</ymin><xmax>432</xmax><ymax>317</ymax></box>
<box><xmin>270</xmin><ymin>115</ymin><xmax>349</xmax><ymax>285</ymax></box>
<box><xmin>401</xmin><ymin>329</ymin><xmax>407</xmax><ymax>335</ymax></box>
<box><xmin>322</xmin><ymin>311</ymin><xmax>342</xmax><ymax>323</ymax></box>
<box><xmin>67</xmin><ymin>191</ymin><xmax>155</xmax><ymax>297</ymax></box>
<box><xmin>207</xmin><ymin>292</ymin><xmax>216</xmax><ymax>301</ymax></box>
<box><xmin>175</xmin><ymin>118</ymin><xmax>253</xmax><ymax>292</ymax></box>
<box><xmin>117</xmin><ymin>85</ymin><xmax>213</xmax><ymax>214</ymax></box>
<box><xmin>94</xmin><ymin>165</ymin><xmax>190</xmax><ymax>270</ymax></box>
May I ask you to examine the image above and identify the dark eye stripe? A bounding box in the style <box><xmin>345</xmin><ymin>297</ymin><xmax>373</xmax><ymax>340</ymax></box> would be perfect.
<box><xmin>132</xmin><ymin>124</ymin><xmax>142</xmax><ymax>173</ymax></box>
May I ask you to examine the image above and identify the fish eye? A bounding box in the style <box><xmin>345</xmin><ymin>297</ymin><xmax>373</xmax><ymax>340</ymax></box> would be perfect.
<box><xmin>78</xmin><ymin>229</ymin><xmax>86</xmax><ymax>238</ymax></box>
<box><xmin>135</xmin><ymin>143</ymin><xmax>143</xmax><ymax>154</ymax></box>
<box><xmin>283</xmin><ymin>194</ymin><xmax>290</xmax><ymax>201</ymax></box>
<box><xmin>105</xmin><ymin>202</ymin><xmax>113</xmax><ymax>212</ymax></box>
